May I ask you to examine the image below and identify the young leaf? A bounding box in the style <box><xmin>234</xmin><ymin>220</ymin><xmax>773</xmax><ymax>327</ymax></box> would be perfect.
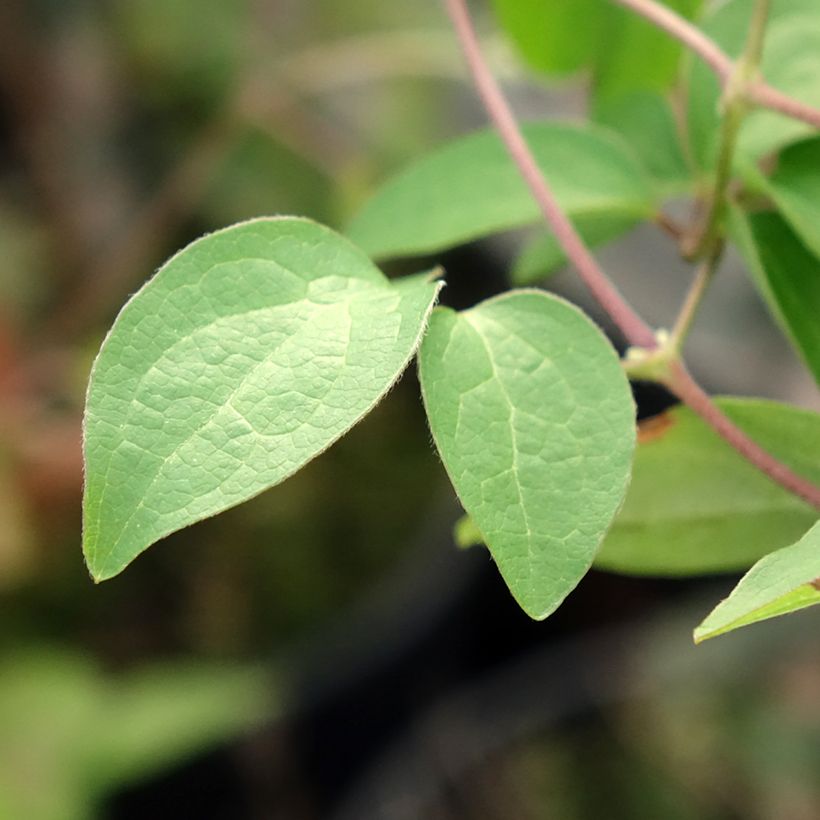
<box><xmin>687</xmin><ymin>0</ymin><xmax>820</xmax><ymax>169</ymax></box>
<box><xmin>347</xmin><ymin>123</ymin><xmax>656</xmax><ymax>260</ymax></box>
<box><xmin>757</xmin><ymin>137</ymin><xmax>820</xmax><ymax>259</ymax></box>
<box><xmin>511</xmin><ymin>214</ymin><xmax>637</xmax><ymax>285</ymax></box>
<box><xmin>82</xmin><ymin>217</ymin><xmax>442</xmax><ymax>581</ymax></box>
<box><xmin>694</xmin><ymin>519</ymin><xmax>820</xmax><ymax>643</ymax></box>
<box><xmin>418</xmin><ymin>291</ymin><xmax>636</xmax><ymax>619</ymax></box>
<box><xmin>729</xmin><ymin>208</ymin><xmax>820</xmax><ymax>384</ymax></box>
<box><xmin>595</xmin><ymin>399</ymin><xmax>820</xmax><ymax>575</ymax></box>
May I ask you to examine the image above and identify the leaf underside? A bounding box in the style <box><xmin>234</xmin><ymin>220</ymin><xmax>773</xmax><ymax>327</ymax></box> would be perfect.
<box><xmin>419</xmin><ymin>290</ymin><xmax>636</xmax><ymax>620</ymax></box>
<box><xmin>83</xmin><ymin>217</ymin><xmax>441</xmax><ymax>581</ymax></box>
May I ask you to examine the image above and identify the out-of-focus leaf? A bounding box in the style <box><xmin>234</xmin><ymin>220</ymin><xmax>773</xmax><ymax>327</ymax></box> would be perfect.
<box><xmin>596</xmin><ymin>399</ymin><xmax>820</xmax><ymax>575</ymax></box>
<box><xmin>511</xmin><ymin>215</ymin><xmax>637</xmax><ymax>285</ymax></box>
<box><xmin>729</xmin><ymin>207</ymin><xmax>820</xmax><ymax>384</ymax></box>
<box><xmin>758</xmin><ymin>137</ymin><xmax>820</xmax><ymax>259</ymax></box>
<box><xmin>594</xmin><ymin>92</ymin><xmax>692</xmax><ymax>193</ymax></box>
<box><xmin>491</xmin><ymin>0</ymin><xmax>702</xmax><ymax>107</ymax></box>
<box><xmin>592</xmin><ymin>0</ymin><xmax>703</xmax><ymax>107</ymax></box>
<box><xmin>82</xmin><ymin>217</ymin><xmax>441</xmax><ymax>580</ymax></box>
<box><xmin>347</xmin><ymin>123</ymin><xmax>657</xmax><ymax>260</ymax></box>
<box><xmin>489</xmin><ymin>0</ymin><xmax>601</xmax><ymax>75</ymax></box>
<box><xmin>0</xmin><ymin>648</ymin><xmax>272</xmax><ymax>820</ymax></box>
<box><xmin>419</xmin><ymin>291</ymin><xmax>635</xmax><ymax>619</ymax></box>
<box><xmin>687</xmin><ymin>0</ymin><xmax>820</xmax><ymax>170</ymax></box>
<box><xmin>694</xmin><ymin>520</ymin><xmax>820</xmax><ymax>642</ymax></box>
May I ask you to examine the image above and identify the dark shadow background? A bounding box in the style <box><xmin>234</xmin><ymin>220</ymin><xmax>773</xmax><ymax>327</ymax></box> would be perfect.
<box><xmin>0</xmin><ymin>2</ymin><xmax>818</xmax><ymax>819</ymax></box>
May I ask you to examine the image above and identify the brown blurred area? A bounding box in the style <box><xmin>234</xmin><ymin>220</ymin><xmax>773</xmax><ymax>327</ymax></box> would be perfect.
<box><xmin>0</xmin><ymin>2</ymin><xmax>818</xmax><ymax>819</ymax></box>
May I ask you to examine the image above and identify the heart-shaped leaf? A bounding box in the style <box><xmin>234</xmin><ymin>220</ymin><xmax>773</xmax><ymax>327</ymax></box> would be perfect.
<box><xmin>418</xmin><ymin>290</ymin><xmax>636</xmax><ymax>619</ymax></box>
<box><xmin>83</xmin><ymin>217</ymin><xmax>442</xmax><ymax>580</ymax></box>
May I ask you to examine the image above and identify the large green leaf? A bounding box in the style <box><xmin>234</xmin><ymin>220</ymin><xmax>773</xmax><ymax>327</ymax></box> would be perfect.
<box><xmin>83</xmin><ymin>217</ymin><xmax>442</xmax><ymax>581</ymax></box>
<box><xmin>596</xmin><ymin>399</ymin><xmax>820</xmax><ymax>575</ymax></box>
<box><xmin>418</xmin><ymin>290</ymin><xmax>636</xmax><ymax>619</ymax></box>
<box><xmin>694</xmin><ymin>519</ymin><xmax>820</xmax><ymax>642</ymax></box>
<box><xmin>346</xmin><ymin>123</ymin><xmax>657</xmax><ymax>260</ymax></box>
<box><xmin>758</xmin><ymin>137</ymin><xmax>820</xmax><ymax>259</ymax></box>
<box><xmin>729</xmin><ymin>208</ymin><xmax>820</xmax><ymax>384</ymax></box>
<box><xmin>687</xmin><ymin>0</ymin><xmax>820</xmax><ymax>170</ymax></box>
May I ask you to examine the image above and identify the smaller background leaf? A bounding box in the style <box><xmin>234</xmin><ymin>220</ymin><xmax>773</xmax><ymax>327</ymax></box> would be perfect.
<box><xmin>756</xmin><ymin>137</ymin><xmax>820</xmax><ymax>260</ymax></box>
<box><xmin>729</xmin><ymin>207</ymin><xmax>820</xmax><ymax>384</ymax></box>
<box><xmin>346</xmin><ymin>123</ymin><xmax>656</xmax><ymax>260</ymax></box>
<box><xmin>511</xmin><ymin>215</ymin><xmax>637</xmax><ymax>285</ymax></box>
<box><xmin>694</xmin><ymin>520</ymin><xmax>820</xmax><ymax>642</ymax></box>
<box><xmin>596</xmin><ymin>399</ymin><xmax>820</xmax><ymax>575</ymax></box>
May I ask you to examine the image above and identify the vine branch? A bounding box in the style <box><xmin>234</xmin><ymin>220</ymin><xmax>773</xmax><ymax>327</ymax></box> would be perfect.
<box><xmin>443</xmin><ymin>0</ymin><xmax>657</xmax><ymax>350</ymax></box>
<box><xmin>444</xmin><ymin>0</ymin><xmax>820</xmax><ymax>510</ymax></box>
<box><xmin>610</xmin><ymin>0</ymin><xmax>820</xmax><ymax>131</ymax></box>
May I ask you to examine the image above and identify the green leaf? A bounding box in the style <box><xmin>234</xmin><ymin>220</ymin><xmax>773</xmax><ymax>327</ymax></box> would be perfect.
<box><xmin>694</xmin><ymin>519</ymin><xmax>820</xmax><ymax>642</ymax></box>
<box><xmin>595</xmin><ymin>399</ymin><xmax>820</xmax><ymax>576</ymax></box>
<box><xmin>418</xmin><ymin>290</ymin><xmax>636</xmax><ymax>619</ymax></box>
<box><xmin>591</xmin><ymin>0</ymin><xmax>703</xmax><ymax>107</ymax></box>
<box><xmin>490</xmin><ymin>0</ymin><xmax>702</xmax><ymax>105</ymax></box>
<box><xmin>0</xmin><ymin>648</ymin><xmax>271</xmax><ymax>820</ymax></box>
<box><xmin>83</xmin><ymin>217</ymin><xmax>442</xmax><ymax>581</ymax></box>
<box><xmin>687</xmin><ymin>0</ymin><xmax>820</xmax><ymax>169</ymax></box>
<box><xmin>593</xmin><ymin>92</ymin><xmax>693</xmax><ymax>194</ymax></box>
<box><xmin>729</xmin><ymin>208</ymin><xmax>820</xmax><ymax>384</ymax></box>
<box><xmin>489</xmin><ymin>0</ymin><xmax>601</xmax><ymax>75</ymax></box>
<box><xmin>511</xmin><ymin>214</ymin><xmax>637</xmax><ymax>285</ymax></box>
<box><xmin>757</xmin><ymin>137</ymin><xmax>820</xmax><ymax>259</ymax></box>
<box><xmin>347</xmin><ymin>123</ymin><xmax>657</xmax><ymax>260</ymax></box>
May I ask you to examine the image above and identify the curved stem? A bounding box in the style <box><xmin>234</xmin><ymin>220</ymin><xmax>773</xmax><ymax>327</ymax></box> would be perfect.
<box><xmin>611</xmin><ymin>0</ymin><xmax>732</xmax><ymax>81</ymax></box>
<box><xmin>669</xmin><ymin>240</ymin><xmax>723</xmax><ymax>352</ymax></box>
<box><xmin>443</xmin><ymin>0</ymin><xmax>657</xmax><ymax>350</ymax></box>
<box><xmin>666</xmin><ymin>362</ymin><xmax>820</xmax><ymax>508</ymax></box>
<box><xmin>610</xmin><ymin>0</ymin><xmax>820</xmax><ymax>130</ymax></box>
<box><xmin>684</xmin><ymin>0</ymin><xmax>769</xmax><ymax>260</ymax></box>
<box><xmin>444</xmin><ymin>0</ymin><xmax>820</xmax><ymax>510</ymax></box>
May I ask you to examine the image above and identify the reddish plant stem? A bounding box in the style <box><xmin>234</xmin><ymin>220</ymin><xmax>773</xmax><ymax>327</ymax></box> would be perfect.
<box><xmin>444</xmin><ymin>0</ymin><xmax>820</xmax><ymax>510</ymax></box>
<box><xmin>666</xmin><ymin>362</ymin><xmax>820</xmax><ymax>508</ymax></box>
<box><xmin>610</xmin><ymin>0</ymin><xmax>820</xmax><ymax>130</ymax></box>
<box><xmin>443</xmin><ymin>0</ymin><xmax>657</xmax><ymax>350</ymax></box>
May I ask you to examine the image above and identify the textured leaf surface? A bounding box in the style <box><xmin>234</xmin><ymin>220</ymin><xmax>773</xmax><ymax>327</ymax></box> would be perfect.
<box><xmin>688</xmin><ymin>0</ymin><xmax>820</xmax><ymax>168</ymax></box>
<box><xmin>759</xmin><ymin>137</ymin><xmax>820</xmax><ymax>259</ymax></box>
<box><xmin>83</xmin><ymin>217</ymin><xmax>441</xmax><ymax>580</ymax></box>
<box><xmin>694</xmin><ymin>520</ymin><xmax>820</xmax><ymax>642</ymax></box>
<box><xmin>511</xmin><ymin>215</ymin><xmax>637</xmax><ymax>285</ymax></box>
<box><xmin>730</xmin><ymin>208</ymin><xmax>820</xmax><ymax>384</ymax></box>
<box><xmin>596</xmin><ymin>400</ymin><xmax>820</xmax><ymax>575</ymax></box>
<box><xmin>347</xmin><ymin>123</ymin><xmax>656</xmax><ymax>260</ymax></box>
<box><xmin>419</xmin><ymin>291</ymin><xmax>635</xmax><ymax>619</ymax></box>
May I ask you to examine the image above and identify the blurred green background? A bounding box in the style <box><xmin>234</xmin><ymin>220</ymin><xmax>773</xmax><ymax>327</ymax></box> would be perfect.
<box><xmin>0</xmin><ymin>1</ymin><xmax>818</xmax><ymax>818</ymax></box>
